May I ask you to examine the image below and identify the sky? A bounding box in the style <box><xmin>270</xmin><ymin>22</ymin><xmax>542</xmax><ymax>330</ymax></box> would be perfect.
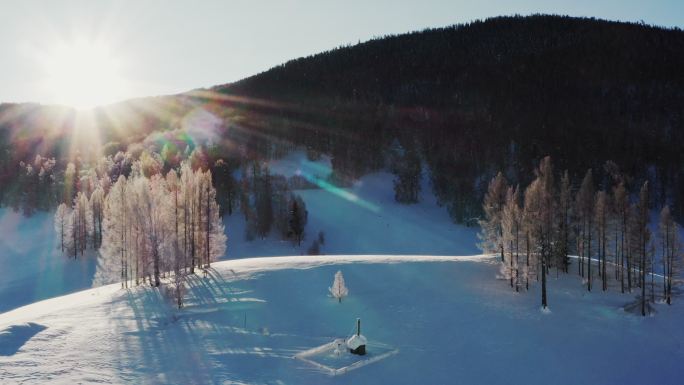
<box><xmin>0</xmin><ymin>0</ymin><xmax>682</xmax><ymax>108</ymax></box>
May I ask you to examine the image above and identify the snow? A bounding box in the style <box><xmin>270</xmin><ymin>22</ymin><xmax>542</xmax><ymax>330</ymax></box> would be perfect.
<box><xmin>267</xmin><ymin>150</ymin><xmax>333</xmax><ymax>180</ymax></box>
<box><xmin>0</xmin><ymin>254</ymin><xmax>682</xmax><ymax>384</ymax></box>
<box><xmin>228</xmin><ymin>153</ymin><xmax>479</xmax><ymax>257</ymax></box>
<box><xmin>0</xmin><ymin>209</ymin><xmax>97</xmax><ymax>314</ymax></box>
<box><xmin>346</xmin><ymin>334</ymin><xmax>367</xmax><ymax>349</ymax></box>
<box><xmin>0</xmin><ymin>323</ymin><xmax>47</xmax><ymax>356</ymax></box>
<box><xmin>295</xmin><ymin>338</ymin><xmax>397</xmax><ymax>376</ymax></box>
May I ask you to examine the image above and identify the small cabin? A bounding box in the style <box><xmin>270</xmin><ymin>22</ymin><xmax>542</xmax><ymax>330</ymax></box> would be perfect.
<box><xmin>346</xmin><ymin>318</ymin><xmax>367</xmax><ymax>355</ymax></box>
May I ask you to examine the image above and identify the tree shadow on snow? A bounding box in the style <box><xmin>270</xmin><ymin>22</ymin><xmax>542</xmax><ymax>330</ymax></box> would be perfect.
<box><xmin>0</xmin><ymin>322</ymin><xmax>47</xmax><ymax>356</ymax></box>
<box><xmin>110</xmin><ymin>269</ymin><xmax>265</xmax><ymax>384</ymax></box>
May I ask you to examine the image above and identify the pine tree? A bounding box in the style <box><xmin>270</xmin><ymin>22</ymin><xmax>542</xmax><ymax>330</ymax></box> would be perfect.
<box><xmin>393</xmin><ymin>148</ymin><xmax>422</xmax><ymax>203</ymax></box>
<box><xmin>255</xmin><ymin>165</ymin><xmax>273</xmax><ymax>238</ymax></box>
<box><xmin>289</xmin><ymin>194</ymin><xmax>307</xmax><ymax>246</ymax></box>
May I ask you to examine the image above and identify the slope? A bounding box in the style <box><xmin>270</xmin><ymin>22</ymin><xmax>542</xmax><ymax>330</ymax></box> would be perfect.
<box><xmin>0</xmin><ymin>255</ymin><xmax>682</xmax><ymax>385</ymax></box>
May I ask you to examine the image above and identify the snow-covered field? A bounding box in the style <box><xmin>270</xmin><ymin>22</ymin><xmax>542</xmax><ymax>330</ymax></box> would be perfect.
<box><xmin>0</xmin><ymin>209</ymin><xmax>96</xmax><ymax>313</ymax></box>
<box><xmin>1</xmin><ymin>254</ymin><xmax>682</xmax><ymax>384</ymax></box>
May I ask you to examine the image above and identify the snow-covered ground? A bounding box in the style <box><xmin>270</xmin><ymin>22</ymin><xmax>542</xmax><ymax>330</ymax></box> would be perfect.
<box><xmin>0</xmin><ymin>209</ymin><xmax>96</xmax><ymax>313</ymax></box>
<box><xmin>1</xmin><ymin>254</ymin><xmax>682</xmax><ymax>384</ymax></box>
<box><xmin>229</xmin><ymin>151</ymin><xmax>478</xmax><ymax>257</ymax></box>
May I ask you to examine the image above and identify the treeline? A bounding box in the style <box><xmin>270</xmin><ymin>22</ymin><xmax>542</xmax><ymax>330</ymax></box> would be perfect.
<box><xmin>239</xmin><ymin>162</ymin><xmax>308</xmax><ymax>245</ymax></box>
<box><xmin>54</xmin><ymin>155</ymin><xmax>226</xmax><ymax>308</ymax></box>
<box><xmin>480</xmin><ymin>157</ymin><xmax>681</xmax><ymax>316</ymax></box>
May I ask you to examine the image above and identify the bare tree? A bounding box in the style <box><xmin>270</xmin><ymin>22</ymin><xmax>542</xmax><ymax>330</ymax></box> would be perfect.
<box><xmin>523</xmin><ymin>156</ymin><xmax>554</xmax><ymax>309</ymax></box>
<box><xmin>555</xmin><ymin>171</ymin><xmax>572</xmax><ymax>273</ymax></box>
<box><xmin>576</xmin><ymin>169</ymin><xmax>595</xmax><ymax>290</ymax></box>
<box><xmin>635</xmin><ymin>182</ymin><xmax>650</xmax><ymax>316</ymax></box>
<box><xmin>595</xmin><ymin>190</ymin><xmax>609</xmax><ymax>291</ymax></box>
<box><xmin>502</xmin><ymin>185</ymin><xmax>522</xmax><ymax>291</ymax></box>
<box><xmin>658</xmin><ymin>206</ymin><xmax>680</xmax><ymax>305</ymax></box>
<box><xmin>612</xmin><ymin>181</ymin><xmax>629</xmax><ymax>293</ymax></box>
<box><xmin>479</xmin><ymin>172</ymin><xmax>508</xmax><ymax>262</ymax></box>
<box><xmin>54</xmin><ymin>203</ymin><xmax>70</xmax><ymax>254</ymax></box>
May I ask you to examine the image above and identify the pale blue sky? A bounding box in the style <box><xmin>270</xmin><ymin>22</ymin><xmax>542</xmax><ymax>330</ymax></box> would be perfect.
<box><xmin>1</xmin><ymin>0</ymin><xmax>682</xmax><ymax>107</ymax></box>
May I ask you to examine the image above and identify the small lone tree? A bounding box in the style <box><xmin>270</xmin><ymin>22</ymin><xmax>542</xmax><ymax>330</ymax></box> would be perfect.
<box><xmin>329</xmin><ymin>270</ymin><xmax>349</xmax><ymax>303</ymax></box>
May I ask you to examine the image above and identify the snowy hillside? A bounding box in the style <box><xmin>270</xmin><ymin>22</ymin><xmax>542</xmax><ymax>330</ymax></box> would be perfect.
<box><xmin>229</xmin><ymin>151</ymin><xmax>478</xmax><ymax>257</ymax></box>
<box><xmin>0</xmin><ymin>209</ymin><xmax>96</xmax><ymax>313</ymax></box>
<box><xmin>0</xmin><ymin>150</ymin><xmax>478</xmax><ymax>313</ymax></box>
<box><xmin>1</xmin><ymin>255</ymin><xmax>682</xmax><ymax>384</ymax></box>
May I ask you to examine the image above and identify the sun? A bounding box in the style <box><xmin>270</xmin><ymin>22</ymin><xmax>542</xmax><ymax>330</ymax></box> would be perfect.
<box><xmin>42</xmin><ymin>39</ymin><xmax>129</xmax><ymax>110</ymax></box>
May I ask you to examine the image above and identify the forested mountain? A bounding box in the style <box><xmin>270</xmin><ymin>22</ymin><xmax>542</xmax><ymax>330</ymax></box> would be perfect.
<box><xmin>1</xmin><ymin>15</ymin><xmax>683</xmax><ymax>222</ymax></box>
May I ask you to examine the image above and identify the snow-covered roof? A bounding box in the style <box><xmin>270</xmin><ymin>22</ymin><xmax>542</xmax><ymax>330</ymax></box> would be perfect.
<box><xmin>346</xmin><ymin>334</ymin><xmax>367</xmax><ymax>350</ymax></box>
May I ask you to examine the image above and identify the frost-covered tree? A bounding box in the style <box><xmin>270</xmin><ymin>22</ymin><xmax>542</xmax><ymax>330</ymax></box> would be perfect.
<box><xmin>71</xmin><ymin>191</ymin><xmax>93</xmax><ymax>257</ymax></box>
<box><xmin>555</xmin><ymin>170</ymin><xmax>572</xmax><ymax>273</ymax></box>
<box><xmin>329</xmin><ymin>270</ymin><xmax>349</xmax><ymax>303</ymax></box>
<box><xmin>479</xmin><ymin>172</ymin><xmax>508</xmax><ymax>262</ymax></box>
<box><xmin>64</xmin><ymin>162</ymin><xmax>77</xmax><ymax>203</ymax></box>
<box><xmin>100</xmin><ymin>176</ymin><xmax>129</xmax><ymax>287</ymax></box>
<box><xmin>98</xmin><ymin>162</ymin><xmax>227</xmax><ymax>302</ymax></box>
<box><xmin>197</xmin><ymin>169</ymin><xmax>227</xmax><ymax>269</ymax></box>
<box><xmin>54</xmin><ymin>203</ymin><xmax>70</xmax><ymax>254</ymax></box>
<box><xmin>515</xmin><ymin>156</ymin><xmax>556</xmax><ymax>308</ymax></box>
<box><xmin>501</xmin><ymin>185</ymin><xmax>522</xmax><ymax>291</ymax></box>
<box><xmin>90</xmin><ymin>186</ymin><xmax>105</xmax><ymax>249</ymax></box>
<box><xmin>166</xmin><ymin>170</ymin><xmax>186</xmax><ymax>308</ymax></box>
